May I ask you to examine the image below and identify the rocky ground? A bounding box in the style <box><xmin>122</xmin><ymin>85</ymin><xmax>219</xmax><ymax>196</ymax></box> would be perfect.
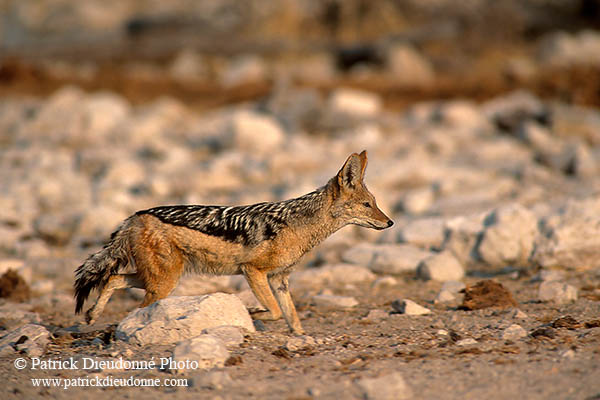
<box><xmin>1</xmin><ymin>82</ymin><xmax>600</xmax><ymax>399</ymax></box>
<box><xmin>2</xmin><ymin>1</ymin><xmax>600</xmax><ymax>399</ymax></box>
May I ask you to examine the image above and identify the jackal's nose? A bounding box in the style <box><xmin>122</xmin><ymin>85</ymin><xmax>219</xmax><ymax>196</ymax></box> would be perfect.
<box><xmin>387</xmin><ymin>220</ymin><xmax>394</xmax><ymax>227</ymax></box>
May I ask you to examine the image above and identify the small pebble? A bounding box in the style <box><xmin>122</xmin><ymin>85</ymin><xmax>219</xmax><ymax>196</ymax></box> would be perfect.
<box><xmin>502</xmin><ymin>324</ymin><xmax>527</xmax><ymax>341</ymax></box>
<box><xmin>456</xmin><ymin>338</ymin><xmax>478</xmax><ymax>346</ymax></box>
<box><xmin>391</xmin><ymin>299</ymin><xmax>432</xmax><ymax>315</ymax></box>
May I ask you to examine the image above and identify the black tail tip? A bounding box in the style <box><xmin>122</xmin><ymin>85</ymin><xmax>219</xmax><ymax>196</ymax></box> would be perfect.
<box><xmin>74</xmin><ymin>280</ymin><xmax>92</xmax><ymax>314</ymax></box>
<box><xmin>75</xmin><ymin>296</ymin><xmax>84</xmax><ymax>314</ymax></box>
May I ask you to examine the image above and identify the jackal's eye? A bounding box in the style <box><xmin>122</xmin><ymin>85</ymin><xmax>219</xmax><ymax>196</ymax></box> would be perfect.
<box><xmin>363</xmin><ymin>202</ymin><xmax>372</xmax><ymax>208</ymax></box>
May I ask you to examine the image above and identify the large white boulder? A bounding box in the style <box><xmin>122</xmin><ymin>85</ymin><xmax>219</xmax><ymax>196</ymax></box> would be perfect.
<box><xmin>116</xmin><ymin>293</ymin><xmax>255</xmax><ymax>345</ymax></box>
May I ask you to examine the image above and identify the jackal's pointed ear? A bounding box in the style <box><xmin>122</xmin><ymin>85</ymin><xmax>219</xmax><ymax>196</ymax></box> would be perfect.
<box><xmin>358</xmin><ymin>150</ymin><xmax>368</xmax><ymax>179</ymax></box>
<box><xmin>337</xmin><ymin>152</ymin><xmax>365</xmax><ymax>189</ymax></box>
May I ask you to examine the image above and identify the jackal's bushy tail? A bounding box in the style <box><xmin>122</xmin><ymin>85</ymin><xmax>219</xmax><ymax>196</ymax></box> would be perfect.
<box><xmin>74</xmin><ymin>225</ymin><xmax>130</xmax><ymax>314</ymax></box>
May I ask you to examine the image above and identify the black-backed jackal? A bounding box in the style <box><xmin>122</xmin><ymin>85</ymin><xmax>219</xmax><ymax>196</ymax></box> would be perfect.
<box><xmin>75</xmin><ymin>151</ymin><xmax>393</xmax><ymax>334</ymax></box>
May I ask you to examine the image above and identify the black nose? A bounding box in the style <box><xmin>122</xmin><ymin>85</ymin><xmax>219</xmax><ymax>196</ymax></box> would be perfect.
<box><xmin>387</xmin><ymin>220</ymin><xmax>394</xmax><ymax>227</ymax></box>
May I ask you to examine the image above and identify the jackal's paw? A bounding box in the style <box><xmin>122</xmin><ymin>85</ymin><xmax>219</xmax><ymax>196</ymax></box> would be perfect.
<box><xmin>291</xmin><ymin>329</ymin><xmax>306</xmax><ymax>336</ymax></box>
<box><xmin>249</xmin><ymin>309</ymin><xmax>281</xmax><ymax>321</ymax></box>
<box><xmin>85</xmin><ymin>309</ymin><xmax>96</xmax><ymax>325</ymax></box>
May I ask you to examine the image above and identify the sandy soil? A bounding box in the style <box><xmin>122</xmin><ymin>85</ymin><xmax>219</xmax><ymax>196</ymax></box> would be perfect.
<box><xmin>1</xmin><ymin>263</ymin><xmax>599</xmax><ymax>399</ymax></box>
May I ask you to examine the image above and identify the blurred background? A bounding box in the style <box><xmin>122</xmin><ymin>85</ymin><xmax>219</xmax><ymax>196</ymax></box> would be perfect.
<box><xmin>1</xmin><ymin>0</ymin><xmax>600</xmax><ymax>109</ymax></box>
<box><xmin>1</xmin><ymin>0</ymin><xmax>600</xmax><ymax>305</ymax></box>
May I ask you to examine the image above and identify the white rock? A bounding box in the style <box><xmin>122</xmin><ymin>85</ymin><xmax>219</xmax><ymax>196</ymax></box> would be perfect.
<box><xmin>0</xmin><ymin>324</ymin><xmax>50</xmax><ymax>357</ymax></box>
<box><xmin>341</xmin><ymin>243</ymin><xmax>380</xmax><ymax>265</ymax></box>
<box><xmin>422</xmin><ymin>126</ymin><xmax>459</xmax><ymax>155</ymax></box>
<box><xmin>434</xmin><ymin>290</ymin><xmax>456</xmax><ymax>304</ymax></box>
<box><xmin>227</xmin><ymin>275</ymin><xmax>250</xmax><ymax>291</ymax></box>
<box><xmin>322</xmin><ymin>263</ymin><xmax>376</xmax><ymax>284</ymax></box>
<box><xmin>386</xmin><ymin>43</ymin><xmax>434</xmax><ymax>88</ymax></box>
<box><xmin>33</xmin><ymin>213</ymin><xmax>79</xmax><ymax>246</ymax></box>
<box><xmin>29</xmin><ymin>86</ymin><xmax>86</xmax><ymax>143</ymax></box>
<box><xmin>76</xmin><ymin>206</ymin><xmax>128</xmax><ymax>241</ymax></box>
<box><xmin>328</xmin><ymin>88</ymin><xmax>381</xmax><ymax>118</ymax></box>
<box><xmin>290</xmin><ymin>263</ymin><xmax>375</xmax><ymax>287</ymax></box>
<box><xmin>363</xmin><ymin>309</ymin><xmax>389</xmax><ymax>321</ymax></box>
<box><xmin>0</xmin><ymin>227</ymin><xmax>22</xmax><ymax>256</ymax></box>
<box><xmin>538</xmin><ymin>281</ymin><xmax>578</xmax><ymax>304</ymax></box>
<box><xmin>266</xmin><ymin>87</ymin><xmax>324</xmax><ymax>132</ymax></box>
<box><xmin>371</xmin><ymin>276</ymin><xmax>398</xmax><ymax>290</ymax></box>
<box><xmin>229</xmin><ymin>110</ymin><xmax>285</xmax><ymax>153</ymax></box>
<box><xmin>478</xmin><ymin>204</ymin><xmax>538</xmax><ymax>267</ymax></box>
<box><xmin>401</xmin><ymin>187</ymin><xmax>435</xmax><ymax>215</ymax></box>
<box><xmin>512</xmin><ymin>309</ymin><xmax>529</xmax><ymax>319</ymax></box>
<box><xmin>342</xmin><ymin>243</ymin><xmax>433</xmax><ymax>274</ymax></box>
<box><xmin>398</xmin><ymin>217</ymin><xmax>446</xmax><ymax>249</ymax></box>
<box><xmin>170</xmin><ymin>276</ymin><xmax>220</xmax><ymax>297</ymax></box>
<box><xmin>32</xmin><ymin>292</ymin><xmax>75</xmax><ymax>310</ymax></box>
<box><xmin>482</xmin><ymin>90</ymin><xmax>546</xmax><ymax>130</ymax></box>
<box><xmin>290</xmin><ymin>54</ymin><xmax>335</xmax><ymax>83</ymax></box>
<box><xmin>372</xmin><ymin>244</ymin><xmax>431</xmax><ymax>274</ymax></box>
<box><xmin>289</xmin><ymin>267</ymin><xmax>332</xmax><ymax>287</ymax></box>
<box><xmin>560</xmin><ymin>349</ymin><xmax>576</xmax><ymax>359</ymax></box>
<box><xmin>285</xmin><ymin>335</ymin><xmax>317</xmax><ymax>351</ymax></box>
<box><xmin>438</xmin><ymin>100</ymin><xmax>490</xmax><ymax>131</ymax></box>
<box><xmin>417</xmin><ymin>252</ymin><xmax>465</xmax><ymax>282</ymax></box>
<box><xmin>171</xmin><ymin>335</ymin><xmax>229</xmax><ymax>372</ymax></box>
<box><xmin>533</xmin><ymin>198</ymin><xmax>600</xmax><ymax>269</ymax></box>
<box><xmin>0</xmin><ymin>305</ymin><xmax>41</xmax><ymax>329</ymax></box>
<box><xmin>31</xmin><ymin>280</ymin><xmax>55</xmax><ymax>295</ymax></box>
<box><xmin>168</xmin><ymin>49</ymin><xmax>207</xmax><ymax>82</ymax></box>
<box><xmin>502</xmin><ymin>324</ymin><xmax>527</xmax><ymax>341</ymax></box>
<box><xmin>201</xmin><ymin>326</ymin><xmax>245</xmax><ymax>347</ymax></box>
<box><xmin>221</xmin><ymin>55</ymin><xmax>268</xmax><ymax>87</ymax></box>
<box><xmin>530</xmin><ymin>269</ymin><xmax>565</xmax><ymax>283</ymax></box>
<box><xmin>357</xmin><ymin>372</ymin><xmax>412</xmax><ymax>400</ymax></box>
<box><xmin>392</xmin><ymin>299</ymin><xmax>432</xmax><ymax>315</ymax></box>
<box><xmin>504</xmin><ymin>57</ymin><xmax>538</xmax><ymax>81</ymax></box>
<box><xmin>17</xmin><ymin>239</ymin><xmax>51</xmax><ymax>260</ymax></box>
<box><xmin>520</xmin><ymin>122</ymin><xmax>589</xmax><ymax>176</ymax></box>
<box><xmin>235</xmin><ymin>289</ymin><xmax>262</xmax><ymax>310</ymax></box>
<box><xmin>538</xmin><ymin>30</ymin><xmax>600</xmax><ymax>67</ymax></box>
<box><xmin>566</xmin><ymin>140</ymin><xmax>597</xmax><ymax>178</ymax></box>
<box><xmin>441</xmin><ymin>280</ymin><xmax>466</xmax><ymax>293</ymax></box>
<box><xmin>312</xmin><ymin>294</ymin><xmax>358</xmax><ymax>309</ymax></box>
<box><xmin>0</xmin><ymin>259</ymin><xmax>31</xmax><ymax>283</ymax></box>
<box><xmin>346</xmin><ymin>124</ymin><xmax>383</xmax><ymax>151</ymax></box>
<box><xmin>116</xmin><ymin>294</ymin><xmax>255</xmax><ymax>345</ymax></box>
<box><xmin>456</xmin><ymin>338</ymin><xmax>478</xmax><ymax>346</ymax></box>
<box><xmin>122</xmin><ymin>98</ymin><xmax>188</xmax><ymax>145</ymax></box>
<box><xmin>520</xmin><ymin>121</ymin><xmax>561</xmax><ymax>155</ymax></box>
<box><xmin>83</xmin><ymin>92</ymin><xmax>130</xmax><ymax>139</ymax></box>
<box><xmin>100</xmin><ymin>158</ymin><xmax>146</xmax><ymax>190</ymax></box>
<box><xmin>441</xmin><ymin>214</ymin><xmax>485</xmax><ymax>266</ymax></box>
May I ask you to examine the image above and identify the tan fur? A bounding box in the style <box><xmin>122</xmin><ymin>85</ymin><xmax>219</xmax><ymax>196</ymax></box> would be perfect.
<box><xmin>80</xmin><ymin>151</ymin><xmax>393</xmax><ymax>335</ymax></box>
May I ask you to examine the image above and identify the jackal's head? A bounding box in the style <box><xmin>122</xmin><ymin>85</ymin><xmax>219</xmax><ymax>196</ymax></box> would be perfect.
<box><xmin>331</xmin><ymin>150</ymin><xmax>394</xmax><ymax>230</ymax></box>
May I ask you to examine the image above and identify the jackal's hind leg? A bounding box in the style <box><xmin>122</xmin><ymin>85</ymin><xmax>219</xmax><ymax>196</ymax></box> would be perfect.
<box><xmin>139</xmin><ymin>280</ymin><xmax>178</xmax><ymax>308</ymax></box>
<box><xmin>244</xmin><ymin>267</ymin><xmax>282</xmax><ymax>322</ymax></box>
<box><xmin>269</xmin><ymin>273</ymin><xmax>304</xmax><ymax>335</ymax></box>
<box><xmin>86</xmin><ymin>274</ymin><xmax>144</xmax><ymax>324</ymax></box>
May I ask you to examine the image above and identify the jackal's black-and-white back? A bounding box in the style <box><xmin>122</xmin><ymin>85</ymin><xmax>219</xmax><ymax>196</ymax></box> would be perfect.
<box><xmin>136</xmin><ymin>187</ymin><xmax>327</xmax><ymax>247</ymax></box>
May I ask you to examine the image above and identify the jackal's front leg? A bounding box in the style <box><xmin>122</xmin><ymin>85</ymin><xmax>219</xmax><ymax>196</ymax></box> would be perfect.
<box><xmin>269</xmin><ymin>273</ymin><xmax>304</xmax><ymax>335</ymax></box>
<box><xmin>243</xmin><ymin>267</ymin><xmax>282</xmax><ymax>322</ymax></box>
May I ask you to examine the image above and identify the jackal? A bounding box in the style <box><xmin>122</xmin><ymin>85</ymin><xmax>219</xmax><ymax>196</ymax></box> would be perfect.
<box><xmin>74</xmin><ymin>150</ymin><xmax>393</xmax><ymax>334</ymax></box>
